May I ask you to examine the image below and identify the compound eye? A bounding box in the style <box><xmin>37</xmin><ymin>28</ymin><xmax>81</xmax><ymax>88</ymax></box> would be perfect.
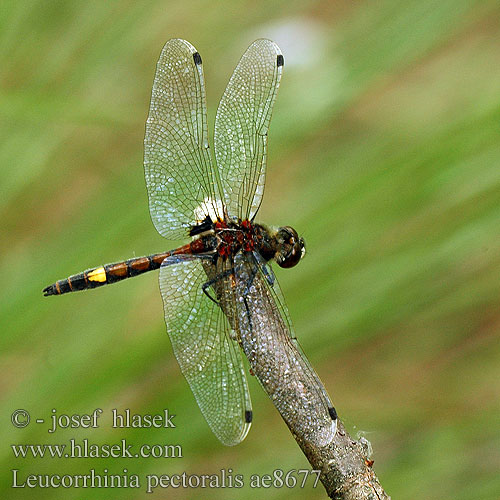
<box><xmin>276</xmin><ymin>228</ymin><xmax>305</xmax><ymax>269</ymax></box>
<box><xmin>277</xmin><ymin>226</ymin><xmax>298</xmax><ymax>243</ymax></box>
<box><xmin>278</xmin><ymin>243</ymin><xmax>303</xmax><ymax>268</ymax></box>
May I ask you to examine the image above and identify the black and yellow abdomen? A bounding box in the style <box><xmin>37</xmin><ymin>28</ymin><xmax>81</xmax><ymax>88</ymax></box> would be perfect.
<box><xmin>43</xmin><ymin>252</ymin><xmax>173</xmax><ymax>296</ymax></box>
<box><xmin>43</xmin><ymin>238</ymin><xmax>215</xmax><ymax>297</ymax></box>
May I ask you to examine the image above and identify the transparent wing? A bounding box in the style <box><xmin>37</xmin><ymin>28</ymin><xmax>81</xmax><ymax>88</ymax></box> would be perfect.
<box><xmin>144</xmin><ymin>39</ymin><xmax>223</xmax><ymax>240</ymax></box>
<box><xmin>159</xmin><ymin>256</ymin><xmax>252</xmax><ymax>446</ymax></box>
<box><xmin>230</xmin><ymin>253</ymin><xmax>337</xmax><ymax>447</ymax></box>
<box><xmin>214</xmin><ymin>39</ymin><xmax>283</xmax><ymax>220</ymax></box>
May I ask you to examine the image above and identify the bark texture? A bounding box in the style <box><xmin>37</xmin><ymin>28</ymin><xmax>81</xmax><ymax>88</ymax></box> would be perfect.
<box><xmin>290</xmin><ymin>417</ymin><xmax>390</xmax><ymax>499</ymax></box>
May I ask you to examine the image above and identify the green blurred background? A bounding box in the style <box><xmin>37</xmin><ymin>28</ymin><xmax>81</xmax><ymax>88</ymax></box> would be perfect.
<box><xmin>2</xmin><ymin>0</ymin><xmax>500</xmax><ymax>498</ymax></box>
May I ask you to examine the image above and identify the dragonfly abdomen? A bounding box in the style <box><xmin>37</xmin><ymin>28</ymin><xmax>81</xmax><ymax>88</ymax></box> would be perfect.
<box><xmin>43</xmin><ymin>251</ymin><xmax>174</xmax><ymax>296</ymax></box>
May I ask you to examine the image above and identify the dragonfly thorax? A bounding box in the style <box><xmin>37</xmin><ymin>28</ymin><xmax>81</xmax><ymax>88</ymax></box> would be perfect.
<box><xmin>200</xmin><ymin>219</ymin><xmax>305</xmax><ymax>269</ymax></box>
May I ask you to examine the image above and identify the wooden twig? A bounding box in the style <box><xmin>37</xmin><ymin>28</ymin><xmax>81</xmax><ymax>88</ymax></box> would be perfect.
<box><xmin>291</xmin><ymin>417</ymin><xmax>390</xmax><ymax>499</ymax></box>
<box><xmin>232</xmin><ymin>263</ymin><xmax>390</xmax><ymax>498</ymax></box>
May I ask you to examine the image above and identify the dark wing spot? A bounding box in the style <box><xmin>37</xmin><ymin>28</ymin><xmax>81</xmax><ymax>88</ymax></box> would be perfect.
<box><xmin>328</xmin><ymin>406</ymin><xmax>338</xmax><ymax>420</ymax></box>
<box><xmin>277</xmin><ymin>54</ymin><xmax>284</xmax><ymax>67</ymax></box>
<box><xmin>245</xmin><ymin>410</ymin><xmax>253</xmax><ymax>423</ymax></box>
<box><xmin>193</xmin><ymin>52</ymin><xmax>202</xmax><ymax>65</ymax></box>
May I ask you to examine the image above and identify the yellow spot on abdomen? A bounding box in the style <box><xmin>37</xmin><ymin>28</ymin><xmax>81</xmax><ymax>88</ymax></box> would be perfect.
<box><xmin>87</xmin><ymin>266</ymin><xmax>107</xmax><ymax>283</ymax></box>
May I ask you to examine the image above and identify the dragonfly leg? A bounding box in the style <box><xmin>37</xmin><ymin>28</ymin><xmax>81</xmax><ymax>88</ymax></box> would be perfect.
<box><xmin>201</xmin><ymin>267</ymin><xmax>236</xmax><ymax>306</ymax></box>
<box><xmin>242</xmin><ymin>267</ymin><xmax>258</xmax><ymax>296</ymax></box>
<box><xmin>261</xmin><ymin>263</ymin><xmax>275</xmax><ymax>286</ymax></box>
<box><xmin>241</xmin><ymin>252</ymin><xmax>275</xmax><ymax>297</ymax></box>
<box><xmin>252</xmin><ymin>251</ymin><xmax>275</xmax><ymax>286</ymax></box>
<box><xmin>202</xmin><ymin>282</ymin><xmax>219</xmax><ymax>305</ymax></box>
<box><xmin>241</xmin><ymin>295</ymin><xmax>254</xmax><ymax>334</ymax></box>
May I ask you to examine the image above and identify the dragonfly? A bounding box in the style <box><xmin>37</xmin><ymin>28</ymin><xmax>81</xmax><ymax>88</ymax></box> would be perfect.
<box><xmin>43</xmin><ymin>38</ymin><xmax>337</xmax><ymax>446</ymax></box>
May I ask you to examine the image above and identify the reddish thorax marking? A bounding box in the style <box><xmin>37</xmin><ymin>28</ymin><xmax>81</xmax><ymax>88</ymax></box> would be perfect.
<box><xmin>172</xmin><ymin>219</ymin><xmax>259</xmax><ymax>260</ymax></box>
<box><xmin>241</xmin><ymin>220</ymin><xmax>255</xmax><ymax>252</ymax></box>
<box><xmin>217</xmin><ymin>219</ymin><xmax>256</xmax><ymax>258</ymax></box>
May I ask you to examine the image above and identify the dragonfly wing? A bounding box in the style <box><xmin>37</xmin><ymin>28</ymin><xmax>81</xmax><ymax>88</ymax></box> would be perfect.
<box><xmin>145</xmin><ymin>39</ymin><xmax>223</xmax><ymax>240</ymax></box>
<box><xmin>231</xmin><ymin>253</ymin><xmax>337</xmax><ymax>447</ymax></box>
<box><xmin>214</xmin><ymin>39</ymin><xmax>283</xmax><ymax>220</ymax></box>
<box><xmin>159</xmin><ymin>256</ymin><xmax>252</xmax><ymax>446</ymax></box>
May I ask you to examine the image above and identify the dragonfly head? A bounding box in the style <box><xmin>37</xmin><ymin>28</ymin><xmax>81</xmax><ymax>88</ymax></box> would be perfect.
<box><xmin>275</xmin><ymin>226</ymin><xmax>305</xmax><ymax>268</ymax></box>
